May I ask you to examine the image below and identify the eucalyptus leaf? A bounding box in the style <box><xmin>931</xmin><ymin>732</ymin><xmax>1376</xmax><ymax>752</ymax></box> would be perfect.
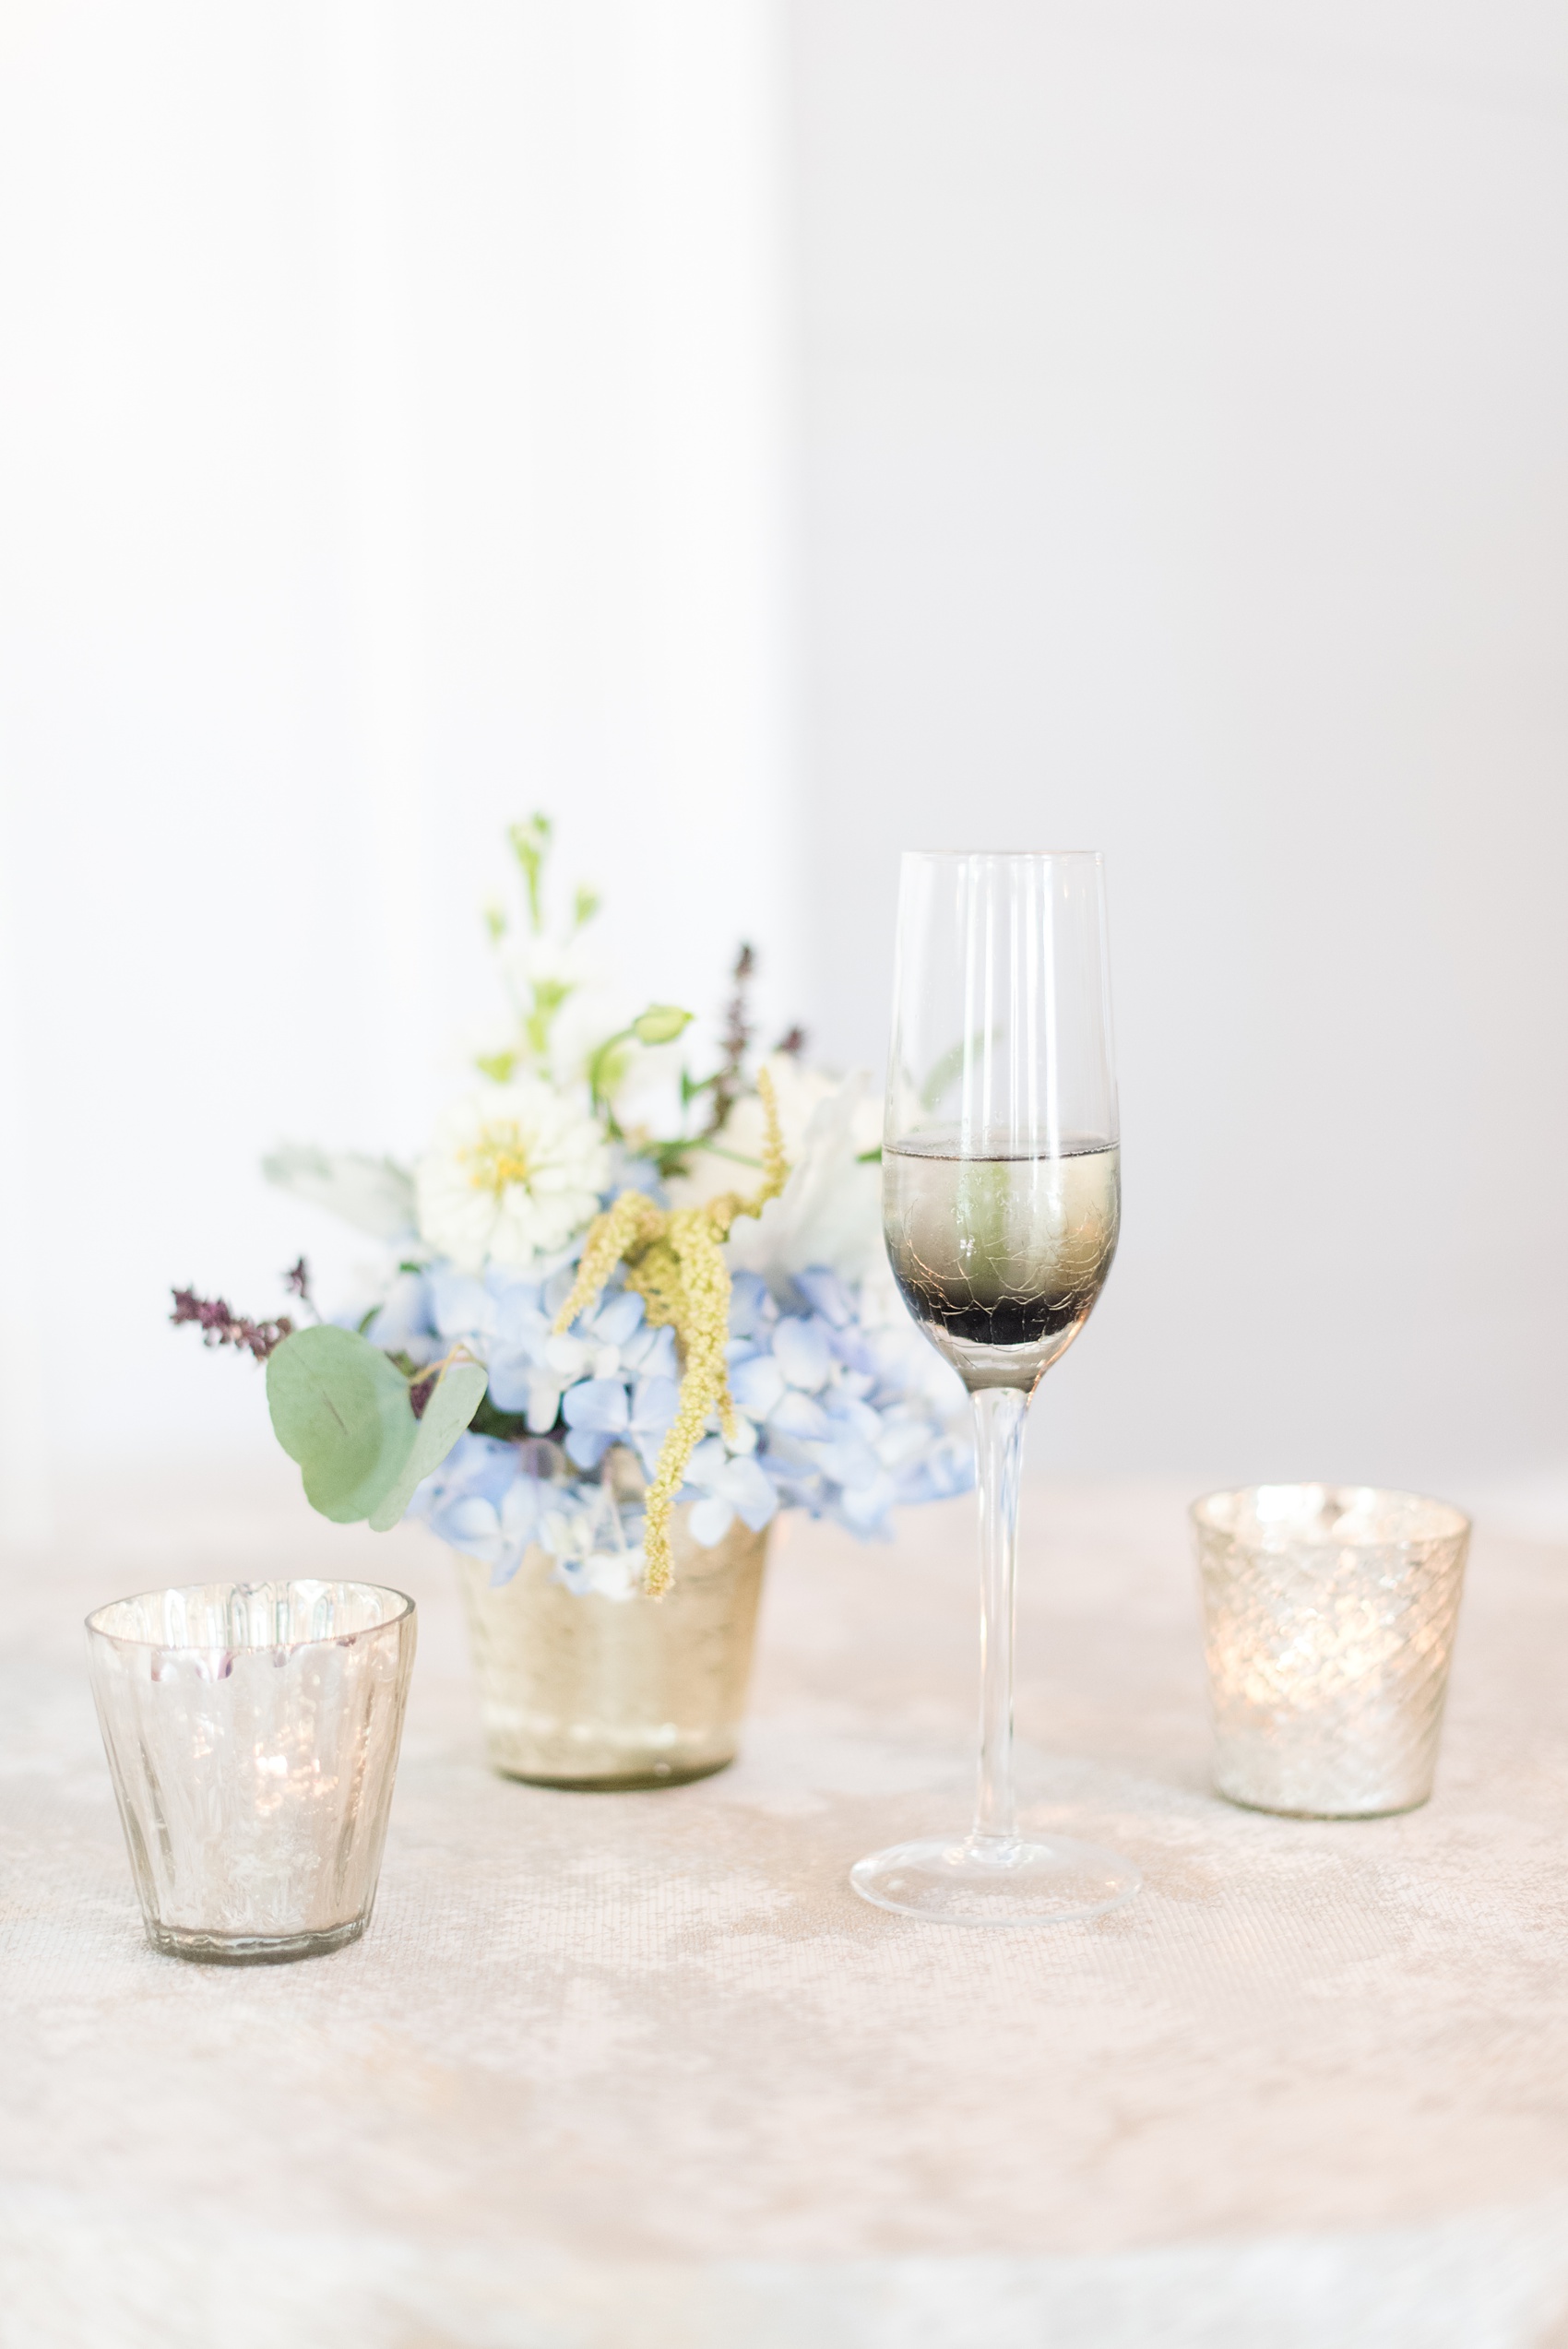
<box><xmin>367</xmin><ymin>1362</ymin><xmax>488</xmax><ymax>1532</ymax></box>
<box><xmin>266</xmin><ymin>1325</ymin><xmax>416</xmax><ymax>1524</ymax></box>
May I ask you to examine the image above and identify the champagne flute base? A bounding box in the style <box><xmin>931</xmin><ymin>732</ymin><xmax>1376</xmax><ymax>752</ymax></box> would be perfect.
<box><xmin>849</xmin><ymin>1831</ymin><xmax>1141</xmax><ymax>1926</ymax></box>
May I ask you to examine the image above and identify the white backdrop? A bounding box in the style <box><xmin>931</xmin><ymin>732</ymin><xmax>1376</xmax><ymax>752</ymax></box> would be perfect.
<box><xmin>1</xmin><ymin>0</ymin><xmax>1564</xmax><ymax>1536</ymax></box>
<box><xmin>790</xmin><ymin>0</ymin><xmax>1568</xmax><ymax>1510</ymax></box>
<box><xmin>0</xmin><ymin>0</ymin><xmax>799</xmax><ymax>1536</ymax></box>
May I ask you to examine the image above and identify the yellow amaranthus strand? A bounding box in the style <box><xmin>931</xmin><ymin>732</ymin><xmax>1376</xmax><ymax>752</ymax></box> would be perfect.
<box><xmin>553</xmin><ymin>1067</ymin><xmax>786</xmax><ymax>1596</ymax></box>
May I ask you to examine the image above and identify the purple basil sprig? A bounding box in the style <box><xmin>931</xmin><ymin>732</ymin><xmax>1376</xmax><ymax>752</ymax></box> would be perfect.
<box><xmin>170</xmin><ymin>1287</ymin><xmax>293</xmax><ymax>1363</ymax></box>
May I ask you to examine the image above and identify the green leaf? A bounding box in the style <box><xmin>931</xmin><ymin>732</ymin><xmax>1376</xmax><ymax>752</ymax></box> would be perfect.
<box><xmin>524</xmin><ymin>976</ymin><xmax>574</xmax><ymax>1059</ymax></box>
<box><xmin>474</xmin><ymin>1050</ymin><xmax>517</xmax><ymax>1083</ymax></box>
<box><xmin>483</xmin><ymin>902</ymin><xmax>506</xmax><ymax>943</ymax></box>
<box><xmin>367</xmin><ymin>1362</ymin><xmax>487</xmax><ymax>1532</ymax></box>
<box><xmin>266</xmin><ymin>1326</ymin><xmax>416</xmax><ymax>1524</ymax></box>
<box><xmin>632</xmin><ymin>1002</ymin><xmax>694</xmax><ymax>1047</ymax></box>
<box><xmin>508</xmin><ymin>814</ymin><xmax>552</xmax><ymax>931</ymax></box>
<box><xmin>689</xmin><ymin>1140</ymin><xmax>762</xmax><ymax>1169</ymax></box>
<box><xmin>573</xmin><ymin>884</ymin><xmax>600</xmax><ymax>930</ymax></box>
<box><xmin>919</xmin><ymin>1030</ymin><xmax>1001</xmax><ymax>1113</ymax></box>
<box><xmin>586</xmin><ymin>1030</ymin><xmax>633</xmax><ymax>1105</ymax></box>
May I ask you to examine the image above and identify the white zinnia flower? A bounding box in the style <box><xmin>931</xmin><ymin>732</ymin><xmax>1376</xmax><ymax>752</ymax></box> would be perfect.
<box><xmin>415</xmin><ymin>1080</ymin><xmax>609</xmax><ymax>1274</ymax></box>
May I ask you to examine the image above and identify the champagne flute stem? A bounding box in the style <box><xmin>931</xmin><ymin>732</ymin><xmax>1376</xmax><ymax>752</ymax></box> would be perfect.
<box><xmin>971</xmin><ymin>1384</ymin><xmax>1029</xmax><ymax>1845</ymax></box>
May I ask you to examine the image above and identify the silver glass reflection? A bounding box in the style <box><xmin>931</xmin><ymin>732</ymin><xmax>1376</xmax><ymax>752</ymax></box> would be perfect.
<box><xmin>1192</xmin><ymin>1485</ymin><xmax>1470</xmax><ymax>1818</ymax></box>
<box><xmin>851</xmin><ymin>849</ymin><xmax>1140</xmax><ymax>1924</ymax></box>
<box><xmin>87</xmin><ymin>1579</ymin><xmax>416</xmax><ymax>1963</ymax></box>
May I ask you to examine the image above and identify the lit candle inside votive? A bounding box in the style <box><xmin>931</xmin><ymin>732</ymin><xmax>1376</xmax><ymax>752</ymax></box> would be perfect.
<box><xmin>1191</xmin><ymin>1485</ymin><xmax>1470</xmax><ymax>1819</ymax></box>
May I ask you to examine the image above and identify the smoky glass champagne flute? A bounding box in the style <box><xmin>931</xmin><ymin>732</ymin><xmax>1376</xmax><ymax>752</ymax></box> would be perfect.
<box><xmin>850</xmin><ymin>848</ymin><xmax>1141</xmax><ymax>1924</ymax></box>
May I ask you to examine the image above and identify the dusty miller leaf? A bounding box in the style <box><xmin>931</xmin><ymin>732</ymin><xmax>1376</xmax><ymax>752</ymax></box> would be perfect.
<box><xmin>262</xmin><ymin>1145</ymin><xmax>418</xmax><ymax>1241</ymax></box>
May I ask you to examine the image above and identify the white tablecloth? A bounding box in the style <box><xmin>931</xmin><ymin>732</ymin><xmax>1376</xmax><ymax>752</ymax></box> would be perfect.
<box><xmin>4</xmin><ymin>1468</ymin><xmax>1568</xmax><ymax>2347</ymax></box>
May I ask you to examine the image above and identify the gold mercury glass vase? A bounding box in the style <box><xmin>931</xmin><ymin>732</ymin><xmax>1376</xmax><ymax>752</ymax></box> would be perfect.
<box><xmin>454</xmin><ymin>1498</ymin><xmax>770</xmax><ymax>1788</ymax></box>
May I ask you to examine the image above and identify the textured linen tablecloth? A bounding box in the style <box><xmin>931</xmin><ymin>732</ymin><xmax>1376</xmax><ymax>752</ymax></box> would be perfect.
<box><xmin>4</xmin><ymin>1467</ymin><xmax>1568</xmax><ymax>2349</ymax></box>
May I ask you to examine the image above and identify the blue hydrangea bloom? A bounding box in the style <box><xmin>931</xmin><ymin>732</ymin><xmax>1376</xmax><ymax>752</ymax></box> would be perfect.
<box><xmin>386</xmin><ymin>1246</ymin><xmax>970</xmax><ymax>1593</ymax></box>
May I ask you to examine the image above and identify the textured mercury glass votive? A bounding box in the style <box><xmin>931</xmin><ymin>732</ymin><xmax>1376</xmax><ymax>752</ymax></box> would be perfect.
<box><xmin>87</xmin><ymin>1580</ymin><xmax>416</xmax><ymax>1963</ymax></box>
<box><xmin>1192</xmin><ymin>1486</ymin><xmax>1470</xmax><ymax>1819</ymax></box>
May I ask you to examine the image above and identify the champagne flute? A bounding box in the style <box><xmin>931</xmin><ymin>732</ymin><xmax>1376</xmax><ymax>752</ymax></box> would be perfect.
<box><xmin>850</xmin><ymin>849</ymin><xmax>1141</xmax><ymax>1924</ymax></box>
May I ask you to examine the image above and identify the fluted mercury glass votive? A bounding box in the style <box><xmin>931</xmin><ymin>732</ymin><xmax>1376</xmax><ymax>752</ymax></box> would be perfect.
<box><xmin>1192</xmin><ymin>1486</ymin><xmax>1470</xmax><ymax>1818</ymax></box>
<box><xmin>87</xmin><ymin>1580</ymin><xmax>416</xmax><ymax>1963</ymax></box>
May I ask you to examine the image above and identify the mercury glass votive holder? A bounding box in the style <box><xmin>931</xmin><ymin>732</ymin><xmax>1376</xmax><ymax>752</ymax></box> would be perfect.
<box><xmin>87</xmin><ymin>1579</ymin><xmax>416</xmax><ymax>1963</ymax></box>
<box><xmin>1192</xmin><ymin>1486</ymin><xmax>1470</xmax><ymax>1819</ymax></box>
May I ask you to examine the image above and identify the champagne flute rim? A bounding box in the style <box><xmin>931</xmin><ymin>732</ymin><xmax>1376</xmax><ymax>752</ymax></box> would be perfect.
<box><xmin>901</xmin><ymin>846</ymin><xmax>1104</xmax><ymax>862</ymax></box>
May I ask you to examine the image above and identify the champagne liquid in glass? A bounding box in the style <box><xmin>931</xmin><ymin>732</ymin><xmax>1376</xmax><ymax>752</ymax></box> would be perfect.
<box><xmin>883</xmin><ymin>1140</ymin><xmax>1120</xmax><ymax>1393</ymax></box>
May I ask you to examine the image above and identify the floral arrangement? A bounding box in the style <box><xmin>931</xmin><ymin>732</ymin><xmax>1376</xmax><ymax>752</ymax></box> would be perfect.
<box><xmin>176</xmin><ymin>818</ymin><xmax>970</xmax><ymax>1599</ymax></box>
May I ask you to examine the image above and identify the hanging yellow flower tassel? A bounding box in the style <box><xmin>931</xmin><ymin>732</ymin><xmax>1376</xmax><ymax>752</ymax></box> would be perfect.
<box><xmin>552</xmin><ymin>1068</ymin><xmax>788</xmax><ymax>1595</ymax></box>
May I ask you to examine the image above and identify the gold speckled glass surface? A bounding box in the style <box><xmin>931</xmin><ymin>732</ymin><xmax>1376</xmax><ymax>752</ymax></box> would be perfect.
<box><xmin>456</xmin><ymin>1510</ymin><xmax>769</xmax><ymax>1787</ymax></box>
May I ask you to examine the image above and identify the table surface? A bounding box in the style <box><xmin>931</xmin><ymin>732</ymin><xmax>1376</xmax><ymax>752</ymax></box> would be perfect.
<box><xmin>4</xmin><ymin>1465</ymin><xmax>1568</xmax><ymax>2349</ymax></box>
